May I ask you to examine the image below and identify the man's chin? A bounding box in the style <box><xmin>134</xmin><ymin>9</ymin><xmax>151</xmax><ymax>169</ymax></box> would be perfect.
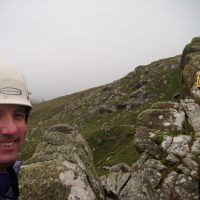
<box><xmin>0</xmin><ymin>157</ymin><xmax>17</xmax><ymax>169</ymax></box>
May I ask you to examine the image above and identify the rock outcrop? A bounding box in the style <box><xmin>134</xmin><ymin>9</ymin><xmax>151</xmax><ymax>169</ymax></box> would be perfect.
<box><xmin>181</xmin><ymin>37</ymin><xmax>200</xmax><ymax>99</ymax></box>
<box><xmin>19</xmin><ymin>124</ymin><xmax>104</xmax><ymax>200</ymax></box>
<box><xmin>101</xmin><ymin>38</ymin><xmax>200</xmax><ymax>199</ymax></box>
<box><xmin>19</xmin><ymin>37</ymin><xmax>200</xmax><ymax>200</ymax></box>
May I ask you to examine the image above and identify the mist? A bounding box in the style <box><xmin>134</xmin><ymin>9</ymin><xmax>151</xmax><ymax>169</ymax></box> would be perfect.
<box><xmin>0</xmin><ymin>0</ymin><xmax>199</xmax><ymax>101</ymax></box>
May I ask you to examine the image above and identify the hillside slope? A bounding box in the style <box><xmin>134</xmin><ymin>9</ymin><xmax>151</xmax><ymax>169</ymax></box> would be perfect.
<box><xmin>100</xmin><ymin>37</ymin><xmax>200</xmax><ymax>200</ymax></box>
<box><xmin>21</xmin><ymin>55</ymin><xmax>181</xmax><ymax>175</ymax></box>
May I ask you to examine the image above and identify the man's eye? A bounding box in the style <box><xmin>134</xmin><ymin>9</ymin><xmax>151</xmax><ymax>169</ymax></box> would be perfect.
<box><xmin>15</xmin><ymin>112</ymin><xmax>26</xmax><ymax>119</ymax></box>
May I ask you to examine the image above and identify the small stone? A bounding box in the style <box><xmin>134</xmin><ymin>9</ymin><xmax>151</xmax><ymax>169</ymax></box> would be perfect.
<box><xmin>195</xmin><ymin>132</ymin><xmax>200</xmax><ymax>137</ymax></box>
<box><xmin>191</xmin><ymin>170</ymin><xmax>198</xmax><ymax>178</ymax></box>
<box><xmin>144</xmin><ymin>159</ymin><xmax>167</xmax><ymax>171</ymax></box>
<box><xmin>191</xmin><ymin>139</ymin><xmax>200</xmax><ymax>155</ymax></box>
<box><xmin>164</xmin><ymin>122</ymin><xmax>171</xmax><ymax>127</ymax></box>
<box><xmin>177</xmin><ymin>164</ymin><xmax>191</xmax><ymax>176</ymax></box>
<box><xmin>182</xmin><ymin>157</ymin><xmax>198</xmax><ymax>171</ymax></box>
<box><xmin>161</xmin><ymin>135</ymin><xmax>173</xmax><ymax>151</ymax></box>
<box><xmin>110</xmin><ymin>163</ymin><xmax>131</xmax><ymax>173</ymax></box>
<box><xmin>167</xmin><ymin>135</ymin><xmax>192</xmax><ymax>158</ymax></box>
<box><xmin>165</xmin><ymin>153</ymin><xmax>179</xmax><ymax>164</ymax></box>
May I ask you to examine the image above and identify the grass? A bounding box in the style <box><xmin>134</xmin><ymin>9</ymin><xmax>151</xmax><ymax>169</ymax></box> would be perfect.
<box><xmin>155</xmin><ymin>121</ymin><xmax>195</xmax><ymax>146</ymax></box>
<box><xmin>87</xmin><ymin>125</ymin><xmax>139</xmax><ymax>176</ymax></box>
<box><xmin>20</xmin><ymin>55</ymin><xmax>182</xmax><ymax>176</ymax></box>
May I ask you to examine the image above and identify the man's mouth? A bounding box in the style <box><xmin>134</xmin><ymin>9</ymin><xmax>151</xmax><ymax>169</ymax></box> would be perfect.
<box><xmin>0</xmin><ymin>141</ymin><xmax>15</xmax><ymax>147</ymax></box>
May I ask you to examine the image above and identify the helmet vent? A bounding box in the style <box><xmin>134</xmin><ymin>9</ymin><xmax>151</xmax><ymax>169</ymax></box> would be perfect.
<box><xmin>0</xmin><ymin>87</ymin><xmax>22</xmax><ymax>95</ymax></box>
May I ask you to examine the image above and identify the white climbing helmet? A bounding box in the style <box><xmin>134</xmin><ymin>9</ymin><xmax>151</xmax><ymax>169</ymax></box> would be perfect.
<box><xmin>0</xmin><ymin>58</ymin><xmax>32</xmax><ymax>108</ymax></box>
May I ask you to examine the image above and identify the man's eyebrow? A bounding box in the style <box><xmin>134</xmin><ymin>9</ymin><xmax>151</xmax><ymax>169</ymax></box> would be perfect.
<box><xmin>15</xmin><ymin>108</ymin><xmax>26</xmax><ymax>113</ymax></box>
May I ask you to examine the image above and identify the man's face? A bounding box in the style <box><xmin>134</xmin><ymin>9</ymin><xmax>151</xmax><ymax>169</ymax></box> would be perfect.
<box><xmin>0</xmin><ymin>104</ymin><xmax>27</xmax><ymax>169</ymax></box>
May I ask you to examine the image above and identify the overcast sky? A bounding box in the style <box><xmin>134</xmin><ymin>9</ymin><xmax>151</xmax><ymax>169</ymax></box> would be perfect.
<box><xmin>0</xmin><ymin>0</ymin><xmax>199</xmax><ymax>101</ymax></box>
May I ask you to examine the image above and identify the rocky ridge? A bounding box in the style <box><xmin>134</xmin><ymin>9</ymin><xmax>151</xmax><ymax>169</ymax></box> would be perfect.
<box><xmin>19</xmin><ymin>38</ymin><xmax>200</xmax><ymax>199</ymax></box>
<box><xmin>101</xmin><ymin>37</ymin><xmax>200</xmax><ymax>199</ymax></box>
<box><xmin>23</xmin><ymin>52</ymin><xmax>181</xmax><ymax>174</ymax></box>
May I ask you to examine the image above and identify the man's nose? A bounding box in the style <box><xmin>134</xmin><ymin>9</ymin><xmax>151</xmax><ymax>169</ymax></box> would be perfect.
<box><xmin>0</xmin><ymin>116</ymin><xmax>17</xmax><ymax>135</ymax></box>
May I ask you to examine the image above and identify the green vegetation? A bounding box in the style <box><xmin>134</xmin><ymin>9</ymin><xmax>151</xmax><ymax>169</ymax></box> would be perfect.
<box><xmin>155</xmin><ymin>130</ymin><xmax>182</xmax><ymax>145</ymax></box>
<box><xmin>155</xmin><ymin>121</ymin><xmax>195</xmax><ymax>146</ymax></box>
<box><xmin>20</xmin><ymin>55</ymin><xmax>182</xmax><ymax>175</ymax></box>
<box><xmin>87</xmin><ymin>125</ymin><xmax>139</xmax><ymax>176</ymax></box>
<box><xmin>155</xmin><ymin>132</ymin><xmax>165</xmax><ymax>145</ymax></box>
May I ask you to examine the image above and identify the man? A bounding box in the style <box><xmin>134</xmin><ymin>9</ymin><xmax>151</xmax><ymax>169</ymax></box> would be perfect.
<box><xmin>0</xmin><ymin>59</ymin><xmax>32</xmax><ymax>200</ymax></box>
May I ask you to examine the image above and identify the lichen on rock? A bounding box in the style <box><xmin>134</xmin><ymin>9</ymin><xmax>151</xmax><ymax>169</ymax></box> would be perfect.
<box><xmin>19</xmin><ymin>124</ymin><xmax>104</xmax><ymax>200</ymax></box>
<box><xmin>102</xmin><ymin>38</ymin><xmax>200</xmax><ymax>200</ymax></box>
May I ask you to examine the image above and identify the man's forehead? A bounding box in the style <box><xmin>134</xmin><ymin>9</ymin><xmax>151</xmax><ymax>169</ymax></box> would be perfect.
<box><xmin>0</xmin><ymin>104</ymin><xmax>26</xmax><ymax>111</ymax></box>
